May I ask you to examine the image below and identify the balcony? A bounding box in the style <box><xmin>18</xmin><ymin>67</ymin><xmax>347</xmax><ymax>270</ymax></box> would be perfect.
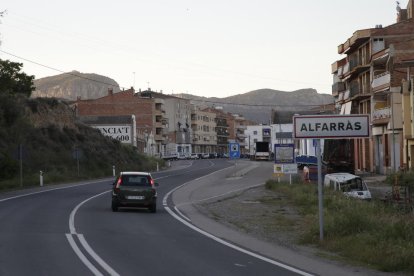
<box><xmin>154</xmin><ymin>108</ymin><xmax>165</xmax><ymax>115</ymax></box>
<box><xmin>350</xmin><ymin>83</ymin><xmax>370</xmax><ymax>100</ymax></box>
<box><xmin>349</xmin><ymin>58</ymin><xmax>370</xmax><ymax>77</ymax></box>
<box><xmin>154</xmin><ymin>99</ymin><xmax>166</xmax><ymax>114</ymax></box>
<box><xmin>155</xmin><ymin>121</ymin><xmax>164</xmax><ymax>128</ymax></box>
<box><xmin>341</xmin><ymin>62</ymin><xmax>350</xmax><ymax>77</ymax></box>
<box><xmin>154</xmin><ymin>134</ymin><xmax>166</xmax><ymax>141</ymax></box>
<box><xmin>338</xmin><ymin>29</ymin><xmax>371</xmax><ymax>54</ymax></box>
<box><xmin>371</xmin><ymin>48</ymin><xmax>389</xmax><ymax>65</ymax></box>
<box><xmin>372</xmin><ymin>72</ymin><xmax>390</xmax><ymax>93</ymax></box>
<box><xmin>236</xmin><ymin>132</ymin><xmax>247</xmax><ymax>139</ymax></box>
<box><xmin>372</xmin><ymin>107</ymin><xmax>391</xmax><ymax>125</ymax></box>
<box><xmin>331</xmin><ymin>58</ymin><xmax>347</xmax><ymax>74</ymax></box>
<box><xmin>332</xmin><ymin>82</ymin><xmax>346</xmax><ymax>95</ymax></box>
<box><xmin>236</xmin><ymin>125</ymin><xmax>247</xmax><ymax>130</ymax></box>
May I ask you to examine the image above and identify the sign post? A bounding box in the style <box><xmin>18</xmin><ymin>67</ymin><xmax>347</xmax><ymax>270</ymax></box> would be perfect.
<box><xmin>316</xmin><ymin>139</ymin><xmax>323</xmax><ymax>241</ymax></box>
<box><xmin>229</xmin><ymin>142</ymin><xmax>240</xmax><ymax>173</ymax></box>
<box><xmin>293</xmin><ymin>114</ymin><xmax>370</xmax><ymax>241</ymax></box>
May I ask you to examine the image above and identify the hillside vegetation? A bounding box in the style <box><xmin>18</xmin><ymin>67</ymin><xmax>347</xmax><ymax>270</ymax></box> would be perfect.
<box><xmin>0</xmin><ymin>59</ymin><xmax>161</xmax><ymax>191</ymax></box>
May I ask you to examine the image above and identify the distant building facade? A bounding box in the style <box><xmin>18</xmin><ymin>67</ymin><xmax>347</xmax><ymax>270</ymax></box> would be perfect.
<box><xmin>141</xmin><ymin>90</ymin><xmax>193</xmax><ymax>157</ymax></box>
<box><xmin>191</xmin><ymin>105</ymin><xmax>217</xmax><ymax>154</ymax></box>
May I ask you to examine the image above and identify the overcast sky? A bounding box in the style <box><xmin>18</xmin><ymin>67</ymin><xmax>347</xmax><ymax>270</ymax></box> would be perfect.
<box><xmin>0</xmin><ymin>0</ymin><xmax>401</xmax><ymax>98</ymax></box>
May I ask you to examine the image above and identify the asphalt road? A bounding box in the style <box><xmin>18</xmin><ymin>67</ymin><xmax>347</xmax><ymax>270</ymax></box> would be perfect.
<box><xmin>0</xmin><ymin>159</ymin><xmax>305</xmax><ymax>276</ymax></box>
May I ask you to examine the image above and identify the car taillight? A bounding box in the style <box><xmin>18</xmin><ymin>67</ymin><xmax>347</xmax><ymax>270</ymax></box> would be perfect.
<box><xmin>114</xmin><ymin>178</ymin><xmax>122</xmax><ymax>192</ymax></box>
<box><xmin>150</xmin><ymin>178</ymin><xmax>155</xmax><ymax>186</ymax></box>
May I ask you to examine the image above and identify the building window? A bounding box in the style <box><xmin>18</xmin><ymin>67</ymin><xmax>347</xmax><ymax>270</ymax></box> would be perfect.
<box><xmin>253</xmin><ymin>131</ymin><xmax>258</xmax><ymax>135</ymax></box>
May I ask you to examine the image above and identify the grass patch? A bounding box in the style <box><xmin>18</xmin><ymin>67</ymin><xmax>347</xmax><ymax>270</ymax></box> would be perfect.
<box><xmin>265</xmin><ymin>179</ymin><xmax>414</xmax><ymax>274</ymax></box>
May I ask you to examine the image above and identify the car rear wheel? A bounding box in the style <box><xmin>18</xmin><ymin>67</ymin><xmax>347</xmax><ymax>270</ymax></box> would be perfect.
<box><xmin>111</xmin><ymin>202</ymin><xmax>119</xmax><ymax>212</ymax></box>
<box><xmin>149</xmin><ymin>203</ymin><xmax>156</xmax><ymax>213</ymax></box>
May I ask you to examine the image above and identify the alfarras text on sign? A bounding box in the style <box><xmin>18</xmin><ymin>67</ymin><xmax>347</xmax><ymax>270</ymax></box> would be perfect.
<box><xmin>293</xmin><ymin>115</ymin><xmax>370</xmax><ymax>139</ymax></box>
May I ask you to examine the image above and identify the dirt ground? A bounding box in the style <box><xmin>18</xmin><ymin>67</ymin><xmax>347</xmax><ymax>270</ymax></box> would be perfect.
<box><xmin>197</xmin><ymin>186</ymin><xmax>303</xmax><ymax>248</ymax></box>
<box><xmin>196</xmin><ymin>182</ymin><xmax>405</xmax><ymax>276</ymax></box>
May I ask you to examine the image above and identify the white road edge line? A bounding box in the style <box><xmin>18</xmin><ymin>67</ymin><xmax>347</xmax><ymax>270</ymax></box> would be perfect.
<box><xmin>67</xmin><ymin>190</ymin><xmax>120</xmax><ymax>276</ymax></box>
<box><xmin>65</xmin><ymin>234</ymin><xmax>104</xmax><ymax>276</ymax></box>
<box><xmin>164</xmin><ymin>206</ymin><xmax>313</xmax><ymax>276</ymax></box>
<box><xmin>163</xmin><ymin>167</ymin><xmax>314</xmax><ymax>276</ymax></box>
<box><xmin>0</xmin><ymin>179</ymin><xmax>112</xmax><ymax>203</ymax></box>
<box><xmin>174</xmin><ymin>206</ymin><xmax>191</xmax><ymax>222</ymax></box>
<box><xmin>78</xmin><ymin>234</ymin><xmax>120</xmax><ymax>276</ymax></box>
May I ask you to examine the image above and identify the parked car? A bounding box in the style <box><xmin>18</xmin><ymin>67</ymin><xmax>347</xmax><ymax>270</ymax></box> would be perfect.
<box><xmin>201</xmin><ymin>153</ymin><xmax>210</xmax><ymax>159</ymax></box>
<box><xmin>177</xmin><ymin>153</ymin><xmax>187</xmax><ymax>160</ymax></box>
<box><xmin>111</xmin><ymin>171</ymin><xmax>159</xmax><ymax>213</ymax></box>
<box><xmin>190</xmin><ymin>153</ymin><xmax>199</xmax><ymax>159</ymax></box>
<box><xmin>324</xmin><ymin>173</ymin><xmax>371</xmax><ymax>200</ymax></box>
<box><xmin>162</xmin><ymin>152</ymin><xmax>178</xmax><ymax>160</ymax></box>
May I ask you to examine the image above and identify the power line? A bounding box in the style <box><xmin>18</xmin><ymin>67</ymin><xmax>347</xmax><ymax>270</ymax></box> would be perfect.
<box><xmin>0</xmin><ymin>49</ymin><xmax>122</xmax><ymax>89</ymax></box>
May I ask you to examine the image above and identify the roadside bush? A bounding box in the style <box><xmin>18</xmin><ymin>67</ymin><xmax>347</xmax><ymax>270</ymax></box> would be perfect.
<box><xmin>0</xmin><ymin>94</ymin><xmax>23</xmax><ymax>127</ymax></box>
<box><xmin>265</xmin><ymin>179</ymin><xmax>414</xmax><ymax>273</ymax></box>
<box><xmin>0</xmin><ymin>153</ymin><xmax>19</xmax><ymax>179</ymax></box>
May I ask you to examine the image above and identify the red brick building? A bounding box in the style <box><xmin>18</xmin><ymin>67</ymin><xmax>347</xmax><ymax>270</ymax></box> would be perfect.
<box><xmin>75</xmin><ymin>88</ymin><xmax>167</xmax><ymax>155</ymax></box>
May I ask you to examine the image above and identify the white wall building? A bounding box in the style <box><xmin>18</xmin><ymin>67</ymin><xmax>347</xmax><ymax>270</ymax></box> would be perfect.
<box><xmin>246</xmin><ymin>124</ymin><xmax>322</xmax><ymax>157</ymax></box>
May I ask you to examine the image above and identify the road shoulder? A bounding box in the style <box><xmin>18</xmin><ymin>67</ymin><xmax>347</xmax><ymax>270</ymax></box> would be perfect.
<box><xmin>170</xmin><ymin>161</ymin><xmax>396</xmax><ymax>276</ymax></box>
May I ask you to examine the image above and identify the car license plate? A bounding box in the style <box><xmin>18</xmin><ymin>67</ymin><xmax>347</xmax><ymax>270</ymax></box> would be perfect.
<box><xmin>127</xmin><ymin>196</ymin><xmax>145</xmax><ymax>200</ymax></box>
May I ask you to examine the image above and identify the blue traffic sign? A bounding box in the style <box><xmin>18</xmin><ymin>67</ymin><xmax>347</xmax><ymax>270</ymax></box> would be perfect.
<box><xmin>229</xmin><ymin>142</ymin><xmax>240</xmax><ymax>159</ymax></box>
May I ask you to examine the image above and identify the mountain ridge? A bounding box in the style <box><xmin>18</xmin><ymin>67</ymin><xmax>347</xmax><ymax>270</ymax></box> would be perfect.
<box><xmin>32</xmin><ymin>72</ymin><xmax>334</xmax><ymax>123</ymax></box>
<box><xmin>175</xmin><ymin>88</ymin><xmax>334</xmax><ymax>123</ymax></box>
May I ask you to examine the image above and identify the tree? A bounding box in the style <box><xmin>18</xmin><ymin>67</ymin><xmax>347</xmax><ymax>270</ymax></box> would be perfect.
<box><xmin>0</xmin><ymin>59</ymin><xmax>35</xmax><ymax>97</ymax></box>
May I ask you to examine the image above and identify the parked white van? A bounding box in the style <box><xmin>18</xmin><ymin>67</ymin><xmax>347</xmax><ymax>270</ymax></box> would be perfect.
<box><xmin>324</xmin><ymin>173</ymin><xmax>372</xmax><ymax>200</ymax></box>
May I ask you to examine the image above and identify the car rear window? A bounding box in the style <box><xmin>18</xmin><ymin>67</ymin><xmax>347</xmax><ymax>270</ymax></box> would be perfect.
<box><xmin>121</xmin><ymin>175</ymin><xmax>151</xmax><ymax>187</ymax></box>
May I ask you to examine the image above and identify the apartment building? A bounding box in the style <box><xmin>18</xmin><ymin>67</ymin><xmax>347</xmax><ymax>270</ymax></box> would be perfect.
<box><xmin>331</xmin><ymin>1</ymin><xmax>414</xmax><ymax>174</ymax></box>
<box><xmin>204</xmin><ymin>107</ymin><xmax>230</xmax><ymax>154</ymax></box>
<box><xmin>139</xmin><ymin>90</ymin><xmax>193</xmax><ymax>157</ymax></box>
<box><xmin>232</xmin><ymin>114</ymin><xmax>250</xmax><ymax>153</ymax></box>
<box><xmin>75</xmin><ymin>88</ymin><xmax>168</xmax><ymax>155</ymax></box>
<box><xmin>190</xmin><ymin>106</ymin><xmax>217</xmax><ymax>154</ymax></box>
<box><xmin>401</xmin><ymin>59</ymin><xmax>414</xmax><ymax>170</ymax></box>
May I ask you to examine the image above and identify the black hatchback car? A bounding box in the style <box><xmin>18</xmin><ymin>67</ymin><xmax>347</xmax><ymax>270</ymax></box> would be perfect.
<box><xmin>111</xmin><ymin>172</ymin><xmax>158</xmax><ymax>213</ymax></box>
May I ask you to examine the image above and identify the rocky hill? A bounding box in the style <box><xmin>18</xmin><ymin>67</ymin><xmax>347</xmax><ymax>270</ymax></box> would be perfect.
<box><xmin>33</xmin><ymin>71</ymin><xmax>121</xmax><ymax>100</ymax></box>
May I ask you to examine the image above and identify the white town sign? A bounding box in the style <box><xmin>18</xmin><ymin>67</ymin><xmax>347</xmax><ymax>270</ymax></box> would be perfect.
<box><xmin>293</xmin><ymin>115</ymin><xmax>370</xmax><ymax>139</ymax></box>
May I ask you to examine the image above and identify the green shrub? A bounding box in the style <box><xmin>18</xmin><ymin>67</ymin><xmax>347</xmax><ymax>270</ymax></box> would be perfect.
<box><xmin>0</xmin><ymin>153</ymin><xmax>19</xmax><ymax>179</ymax></box>
<box><xmin>265</xmin><ymin>179</ymin><xmax>414</xmax><ymax>273</ymax></box>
